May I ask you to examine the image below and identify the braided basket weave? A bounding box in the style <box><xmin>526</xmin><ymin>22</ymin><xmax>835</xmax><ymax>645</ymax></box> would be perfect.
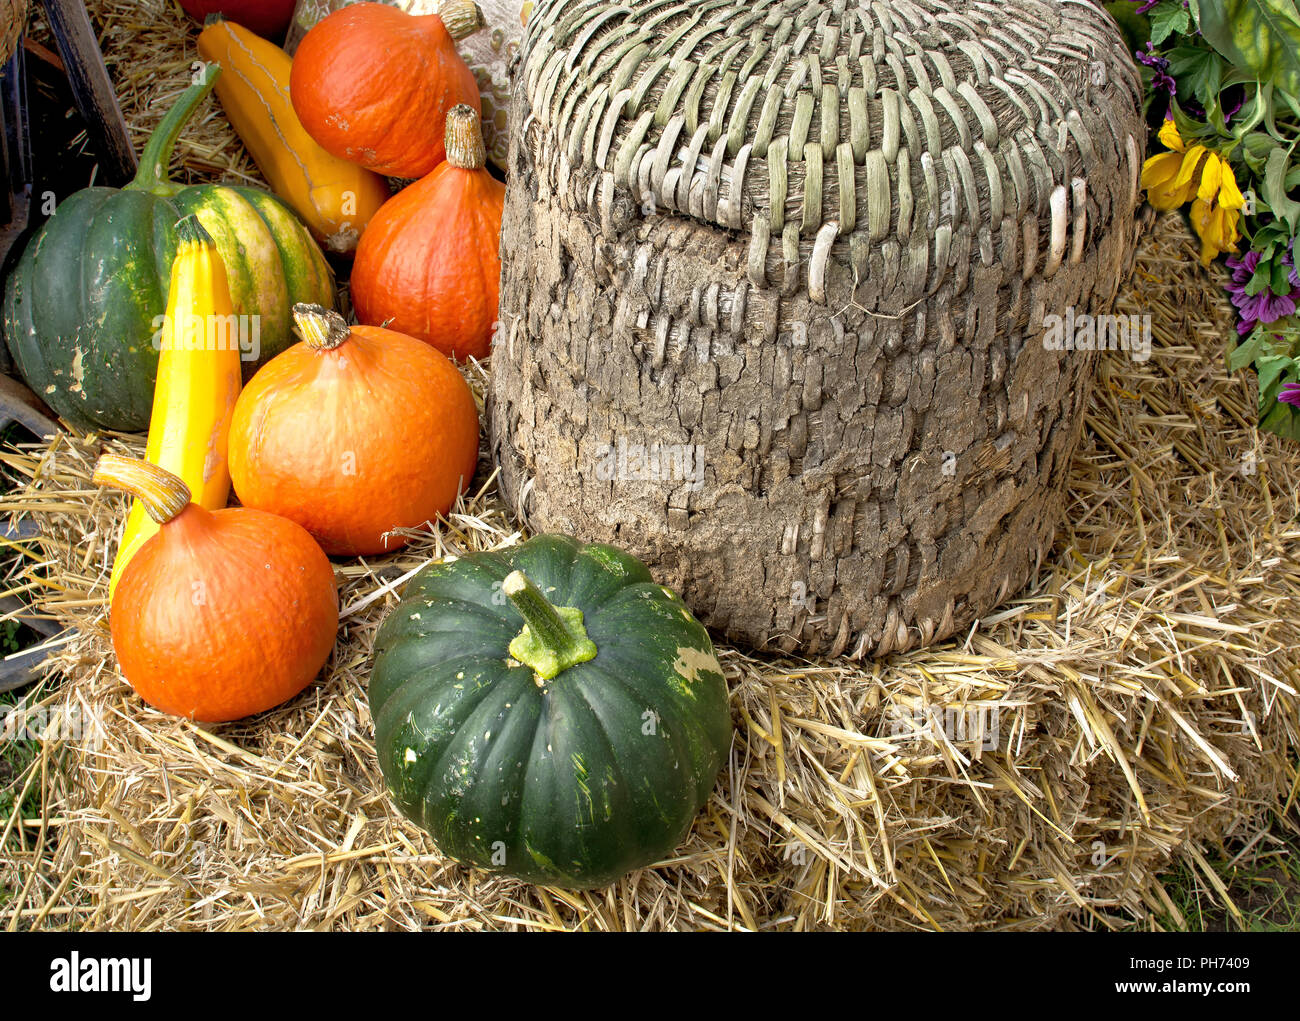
<box><xmin>490</xmin><ymin>0</ymin><xmax>1145</xmax><ymax>657</ymax></box>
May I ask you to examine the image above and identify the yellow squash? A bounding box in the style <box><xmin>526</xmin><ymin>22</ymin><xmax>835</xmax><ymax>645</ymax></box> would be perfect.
<box><xmin>108</xmin><ymin>217</ymin><xmax>243</xmax><ymax>598</ymax></box>
<box><xmin>196</xmin><ymin>17</ymin><xmax>391</xmax><ymax>255</ymax></box>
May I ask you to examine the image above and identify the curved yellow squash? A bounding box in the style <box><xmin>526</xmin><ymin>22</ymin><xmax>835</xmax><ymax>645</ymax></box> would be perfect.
<box><xmin>108</xmin><ymin>218</ymin><xmax>243</xmax><ymax>599</ymax></box>
<box><xmin>197</xmin><ymin>18</ymin><xmax>391</xmax><ymax>255</ymax></box>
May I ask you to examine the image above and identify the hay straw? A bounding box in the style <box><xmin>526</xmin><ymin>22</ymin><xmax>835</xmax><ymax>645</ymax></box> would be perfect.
<box><xmin>1</xmin><ymin>2</ymin><xmax>1297</xmax><ymax>931</ymax></box>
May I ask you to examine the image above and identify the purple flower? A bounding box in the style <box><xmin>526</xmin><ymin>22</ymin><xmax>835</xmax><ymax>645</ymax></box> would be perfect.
<box><xmin>1225</xmin><ymin>250</ymin><xmax>1261</xmax><ymax>314</ymax></box>
<box><xmin>1134</xmin><ymin>0</ymin><xmax>1160</xmax><ymax>12</ymax></box>
<box><xmin>1279</xmin><ymin>382</ymin><xmax>1300</xmax><ymax>408</ymax></box>
<box><xmin>1136</xmin><ymin>43</ymin><xmax>1176</xmax><ymax>94</ymax></box>
<box><xmin>1226</xmin><ymin>251</ymin><xmax>1262</xmax><ymax>280</ymax></box>
<box><xmin>1225</xmin><ymin>251</ymin><xmax>1297</xmax><ymax>335</ymax></box>
<box><xmin>1239</xmin><ymin>291</ymin><xmax>1297</xmax><ymax>331</ymax></box>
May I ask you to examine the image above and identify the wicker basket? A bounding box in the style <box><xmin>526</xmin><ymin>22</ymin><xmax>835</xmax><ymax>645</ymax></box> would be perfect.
<box><xmin>490</xmin><ymin>0</ymin><xmax>1145</xmax><ymax>657</ymax></box>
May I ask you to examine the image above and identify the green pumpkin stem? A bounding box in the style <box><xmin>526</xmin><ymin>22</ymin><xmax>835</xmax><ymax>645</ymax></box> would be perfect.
<box><xmin>292</xmin><ymin>303</ymin><xmax>351</xmax><ymax>351</ymax></box>
<box><xmin>125</xmin><ymin>63</ymin><xmax>221</xmax><ymax>198</ymax></box>
<box><xmin>503</xmin><ymin>570</ymin><xmax>598</xmax><ymax>680</ymax></box>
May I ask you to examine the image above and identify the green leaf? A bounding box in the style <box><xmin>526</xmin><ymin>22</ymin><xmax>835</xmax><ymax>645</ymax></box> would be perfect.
<box><xmin>1261</xmin><ymin>82</ymin><xmax>1291</xmax><ymax>140</ymax></box>
<box><xmin>1240</xmin><ymin>130</ymin><xmax>1279</xmax><ymax>175</ymax></box>
<box><xmin>1256</xmin><ymin>352</ymin><xmax>1294</xmax><ymax>396</ymax></box>
<box><xmin>1273</xmin><ymin>260</ymin><xmax>1294</xmax><ymax>294</ymax></box>
<box><xmin>1150</xmin><ymin>2</ymin><xmax>1191</xmax><ymax>45</ymax></box>
<box><xmin>1259</xmin><ymin>398</ymin><xmax>1300</xmax><ymax>440</ymax></box>
<box><xmin>1246</xmin><ymin>264</ymin><xmax>1272</xmax><ymax>295</ymax></box>
<box><xmin>1256</xmin><ymin>353</ymin><xmax>1300</xmax><ymax>439</ymax></box>
<box><xmin>1167</xmin><ymin>45</ymin><xmax>1228</xmax><ymax>114</ymax></box>
<box><xmin>1253</xmin><ymin>220</ymin><xmax>1290</xmax><ymax>251</ymax></box>
<box><xmin>1279</xmin><ymin>85</ymin><xmax>1300</xmax><ymax>121</ymax></box>
<box><xmin>1263</xmin><ymin>145</ymin><xmax>1300</xmax><ymax>233</ymax></box>
<box><xmin>1194</xmin><ymin>0</ymin><xmax>1300</xmax><ymax>97</ymax></box>
<box><xmin>1228</xmin><ymin>328</ymin><xmax>1268</xmax><ymax>373</ymax></box>
<box><xmin>1169</xmin><ymin>99</ymin><xmax>1217</xmax><ymax>146</ymax></box>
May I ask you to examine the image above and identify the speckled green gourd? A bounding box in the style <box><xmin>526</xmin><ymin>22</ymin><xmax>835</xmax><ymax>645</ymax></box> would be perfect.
<box><xmin>2</xmin><ymin>63</ymin><xmax>334</xmax><ymax>432</ymax></box>
<box><xmin>369</xmin><ymin>534</ymin><xmax>732</xmax><ymax>889</ymax></box>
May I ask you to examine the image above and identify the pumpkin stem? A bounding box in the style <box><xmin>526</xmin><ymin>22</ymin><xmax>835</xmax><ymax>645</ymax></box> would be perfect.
<box><xmin>293</xmin><ymin>304</ymin><xmax>351</xmax><ymax>351</ymax></box>
<box><xmin>93</xmin><ymin>455</ymin><xmax>192</xmax><ymax>525</ymax></box>
<box><xmin>444</xmin><ymin>105</ymin><xmax>487</xmax><ymax>171</ymax></box>
<box><xmin>437</xmin><ymin>0</ymin><xmax>485</xmax><ymax>41</ymax></box>
<box><xmin>125</xmin><ymin>62</ymin><xmax>221</xmax><ymax>198</ymax></box>
<box><xmin>503</xmin><ymin>570</ymin><xmax>598</xmax><ymax>681</ymax></box>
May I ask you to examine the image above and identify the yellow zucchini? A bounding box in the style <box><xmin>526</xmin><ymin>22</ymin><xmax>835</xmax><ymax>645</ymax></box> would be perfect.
<box><xmin>196</xmin><ymin>17</ymin><xmax>391</xmax><ymax>255</ymax></box>
<box><xmin>108</xmin><ymin>217</ymin><xmax>243</xmax><ymax>599</ymax></box>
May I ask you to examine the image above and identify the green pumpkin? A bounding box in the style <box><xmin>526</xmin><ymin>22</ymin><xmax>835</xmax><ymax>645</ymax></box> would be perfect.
<box><xmin>2</xmin><ymin>64</ymin><xmax>334</xmax><ymax>432</ymax></box>
<box><xmin>370</xmin><ymin>534</ymin><xmax>732</xmax><ymax>889</ymax></box>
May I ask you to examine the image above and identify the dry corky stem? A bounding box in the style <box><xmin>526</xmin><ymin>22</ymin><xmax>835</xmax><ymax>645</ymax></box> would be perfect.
<box><xmin>490</xmin><ymin>0</ymin><xmax>1146</xmax><ymax>656</ymax></box>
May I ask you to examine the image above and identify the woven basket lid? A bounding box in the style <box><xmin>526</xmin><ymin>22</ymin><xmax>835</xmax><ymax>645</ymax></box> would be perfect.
<box><xmin>515</xmin><ymin>0</ymin><xmax>1141</xmax><ymax>299</ymax></box>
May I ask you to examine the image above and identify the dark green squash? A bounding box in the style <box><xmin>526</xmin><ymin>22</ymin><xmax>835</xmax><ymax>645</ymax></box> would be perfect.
<box><xmin>2</xmin><ymin>64</ymin><xmax>334</xmax><ymax>432</ymax></box>
<box><xmin>370</xmin><ymin>534</ymin><xmax>732</xmax><ymax>889</ymax></box>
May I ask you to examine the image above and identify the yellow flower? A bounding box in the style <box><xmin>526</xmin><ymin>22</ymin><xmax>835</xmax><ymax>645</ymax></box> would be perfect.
<box><xmin>1141</xmin><ymin>120</ymin><xmax>1205</xmax><ymax>210</ymax></box>
<box><xmin>1140</xmin><ymin>118</ymin><xmax>1246</xmax><ymax>264</ymax></box>
<box><xmin>1157</xmin><ymin>117</ymin><xmax>1184</xmax><ymax>153</ymax></box>
<box><xmin>1142</xmin><ymin>149</ymin><xmax>1199</xmax><ymax>210</ymax></box>
<box><xmin>1189</xmin><ymin>196</ymin><xmax>1240</xmax><ymax>266</ymax></box>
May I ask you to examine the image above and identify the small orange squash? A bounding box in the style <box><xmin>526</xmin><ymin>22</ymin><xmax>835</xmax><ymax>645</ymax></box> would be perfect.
<box><xmin>95</xmin><ymin>455</ymin><xmax>339</xmax><ymax>723</ymax></box>
<box><xmin>351</xmin><ymin>106</ymin><xmax>505</xmax><ymax>361</ymax></box>
<box><xmin>289</xmin><ymin>0</ymin><xmax>483</xmax><ymax>178</ymax></box>
<box><xmin>228</xmin><ymin>304</ymin><xmax>481</xmax><ymax>555</ymax></box>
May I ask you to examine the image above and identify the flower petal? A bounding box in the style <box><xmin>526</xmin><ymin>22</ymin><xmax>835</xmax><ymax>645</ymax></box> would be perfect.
<box><xmin>1190</xmin><ymin>198</ymin><xmax>1239</xmax><ymax>266</ymax></box>
<box><xmin>1157</xmin><ymin>118</ymin><xmax>1185</xmax><ymax>153</ymax></box>
<box><xmin>1197</xmin><ymin>153</ymin><xmax>1223</xmax><ymax>203</ymax></box>
<box><xmin>1172</xmin><ymin>146</ymin><xmax>1207</xmax><ymax>192</ymax></box>
<box><xmin>1217</xmin><ymin>163</ymin><xmax>1245</xmax><ymax>209</ymax></box>
<box><xmin>1142</xmin><ymin>152</ymin><xmax>1195</xmax><ymax>210</ymax></box>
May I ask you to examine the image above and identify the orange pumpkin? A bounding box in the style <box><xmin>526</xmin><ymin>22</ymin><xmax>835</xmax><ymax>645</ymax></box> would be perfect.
<box><xmin>351</xmin><ymin>105</ymin><xmax>505</xmax><ymax>361</ymax></box>
<box><xmin>289</xmin><ymin>0</ymin><xmax>483</xmax><ymax>178</ymax></box>
<box><xmin>95</xmin><ymin>455</ymin><xmax>339</xmax><ymax>723</ymax></box>
<box><xmin>228</xmin><ymin>304</ymin><xmax>481</xmax><ymax>555</ymax></box>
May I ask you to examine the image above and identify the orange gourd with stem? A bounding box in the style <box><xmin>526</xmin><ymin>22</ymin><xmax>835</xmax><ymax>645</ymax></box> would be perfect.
<box><xmin>95</xmin><ymin>455</ymin><xmax>339</xmax><ymax>723</ymax></box>
<box><xmin>351</xmin><ymin>105</ymin><xmax>505</xmax><ymax>361</ymax></box>
<box><xmin>289</xmin><ymin>0</ymin><xmax>483</xmax><ymax>178</ymax></box>
<box><xmin>228</xmin><ymin>304</ymin><xmax>481</xmax><ymax>555</ymax></box>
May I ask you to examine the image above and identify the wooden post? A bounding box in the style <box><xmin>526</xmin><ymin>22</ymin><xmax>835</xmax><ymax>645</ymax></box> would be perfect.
<box><xmin>39</xmin><ymin>0</ymin><xmax>136</xmax><ymax>185</ymax></box>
